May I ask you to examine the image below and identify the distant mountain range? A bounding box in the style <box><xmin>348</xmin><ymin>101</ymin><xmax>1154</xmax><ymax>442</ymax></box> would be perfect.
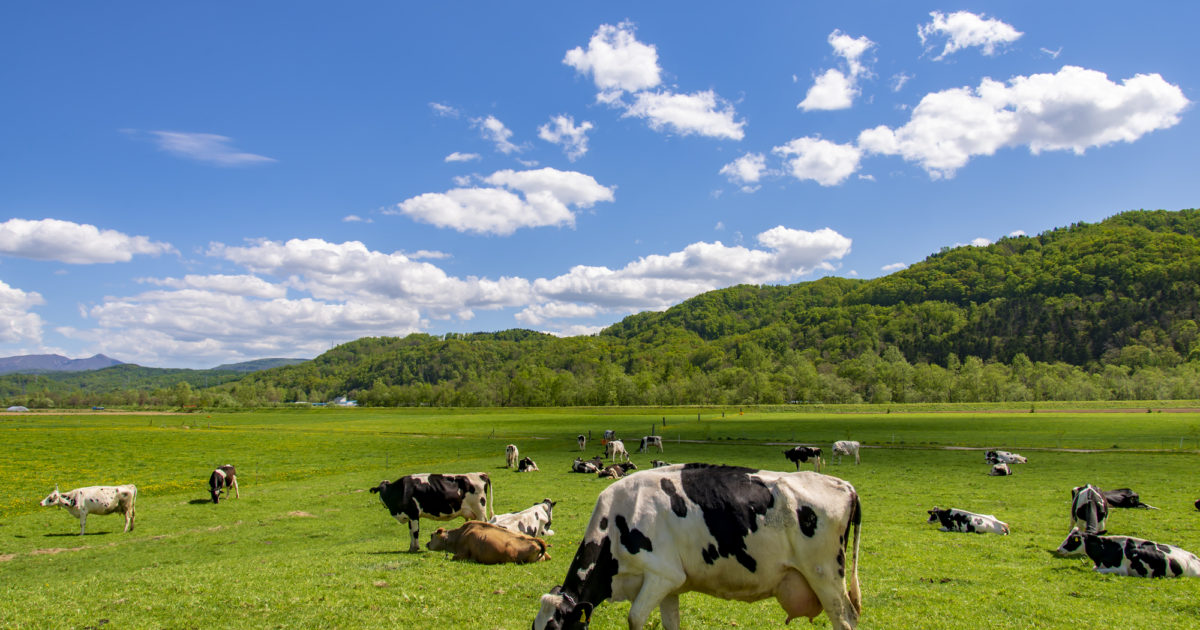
<box><xmin>0</xmin><ymin>354</ymin><xmax>124</xmax><ymax>375</ymax></box>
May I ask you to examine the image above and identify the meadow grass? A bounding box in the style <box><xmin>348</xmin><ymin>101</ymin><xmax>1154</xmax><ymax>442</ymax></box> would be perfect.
<box><xmin>2</xmin><ymin>407</ymin><xmax>1199</xmax><ymax>629</ymax></box>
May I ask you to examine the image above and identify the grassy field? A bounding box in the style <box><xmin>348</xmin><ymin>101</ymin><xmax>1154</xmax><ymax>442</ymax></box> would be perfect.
<box><xmin>2</xmin><ymin>407</ymin><xmax>1199</xmax><ymax>629</ymax></box>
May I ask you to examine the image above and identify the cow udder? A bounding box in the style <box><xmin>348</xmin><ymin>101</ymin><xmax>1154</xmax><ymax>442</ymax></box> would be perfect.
<box><xmin>775</xmin><ymin>569</ymin><xmax>822</xmax><ymax>624</ymax></box>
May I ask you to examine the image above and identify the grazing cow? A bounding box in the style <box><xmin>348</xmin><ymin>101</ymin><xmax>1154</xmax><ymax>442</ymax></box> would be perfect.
<box><xmin>832</xmin><ymin>441</ymin><xmax>861</xmax><ymax>465</ymax></box>
<box><xmin>506</xmin><ymin>444</ymin><xmax>519</xmax><ymax>469</ymax></box>
<box><xmin>1070</xmin><ymin>484</ymin><xmax>1109</xmax><ymax>534</ymax></box>
<box><xmin>578</xmin><ymin>435</ymin><xmax>587</xmax><ymax>451</ymax></box>
<box><xmin>208</xmin><ymin>464</ymin><xmax>239</xmax><ymax>504</ymax></box>
<box><xmin>650</xmin><ymin>460</ymin><xmax>670</xmax><ymax>468</ymax></box>
<box><xmin>603</xmin><ymin>430</ymin><xmax>616</xmax><ymax>442</ymax></box>
<box><xmin>985</xmin><ymin>450</ymin><xmax>1027</xmax><ymax>465</ymax></box>
<box><xmin>598</xmin><ymin>462</ymin><xmax>637</xmax><ymax>480</ymax></box>
<box><xmin>572</xmin><ymin>456</ymin><xmax>605</xmax><ymax>474</ymax></box>
<box><xmin>490</xmin><ymin>498</ymin><xmax>556</xmax><ymax>537</ymax></box>
<box><xmin>989</xmin><ymin>463</ymin><xmax>1011</xmax><ymax>476</ymax></box>
<box><xmin>1101</xmin><ymin>487</ymin><xmax>1157</xmax><ymax>510</ymax></box>
<box><xmin>39</xmin><ymin>484</ymin><xmax>137</xmax><ymax>535</ymax></box>
<box><xmin>1055</xmin><ymin>527</ymin><xmax>1200</xmax><ymax>577</ymax></box>
<box><xmin>427</xmin><ymin>521</ymin><xmax>550</xmax><ymax>564</ymax></box>
<box><xmin>926</xmin><ymin>507</ymin><xmax>1009</xmax><ymax>535</ymax></box>
<box><xmin>533</xmin><ymin>464</ymin><xmax>862</xmax><ymax>630</ymax></box>
<box><xmin>605</xmin><ymin>440</ymin><xmax>630</xmax><ymax>463</ymax></box>
<box><xmin>369</xmin><ymin>473</ymin><xmax>493</xmax><ymax>552</ymax></box>
<box><xmin>517</xmin><ymin>457</ymin><xmax>540</xmax><ymax>473</ymax></box>
<box><xmin>783</xmin><ymin>446</ymin><xmax>823</xmax><ymax>472</ymax></box>
<box><xmin>638</xmin><ymin>436</ymin><xmax>664</xmax><ymax>453</ymax></box>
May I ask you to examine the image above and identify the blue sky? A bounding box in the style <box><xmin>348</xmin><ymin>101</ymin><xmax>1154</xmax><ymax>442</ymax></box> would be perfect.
<box><xmin>2</xmin><ymin>2</ymin><xmax>1196</xmax><ymax>368</ymax></box>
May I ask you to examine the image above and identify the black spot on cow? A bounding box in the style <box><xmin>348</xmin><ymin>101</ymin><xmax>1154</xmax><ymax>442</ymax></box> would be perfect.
<box><xmin>615</xmin><ymin>515</ymin><xmax>653</xmax><ymax>555</ymax></box>
<box><xmin>679</xmin><ymin>463</ymin><xmax>773</xmax><ymax>573</ymax></box>
<box><xmin>660</xmin><ymin>478</ymin><xmax>688</xmax><ymax>518</ymax></box>
<box><xmin>556</xmin><ymin>534</ymin><xmax>619</xmax><ymax>620</ymax></box>
<box><xmin>599</xmin><ymin>516</ymin><xmax>608</xmax><ymax>531</ymax></box>
<box><xmin>837</xmin><ymin>548</ymin><xmax>845</xmax><ymax>577</ymax></box>
<box><xmin>797</xmin><ymin>505</ymin><xmax>818</xmax><ymax>537</ymax></box>
<box><xmin>701</xmin><ymin>543</ymin><xmax>719</xmax><ymax>565</ymax></box>
<box><xmin>1086</xmin><ymin>535</ymin><xmax>1127</xmax><ymax>570</ymax></box>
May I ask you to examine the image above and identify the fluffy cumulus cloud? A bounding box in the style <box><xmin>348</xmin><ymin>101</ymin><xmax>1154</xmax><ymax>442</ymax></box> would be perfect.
<box><xmin>624</xmin><ymin>90</ymin><xmax>745</xmax><ymax>140</ymax></box>
<box><xmin>918</xmin><ymin>11</ymin><xmax>1023</xmax><ymax>60</ymax></box>
<box><xmin>139</xmin><ymin>274</ymin><xmax>288</xmax><ymax>299</ymax></box>
<box><xmin>881</xmin><ymin>262</ymin><xmax>908</xmax><ymax>272</ymax></box>
<box><xmin>0</xmin><ymin>280</ymin><xmax>45</xmax><ymax>344</ymax></box>
<box><xmin>772</xmin><ymin>137</ymin><xmax>863</xmax><ymax>186</ymax></box>
<box><xmin>392</xmin><ymin>167</ymin><xmax>615</xmax><ymax>235</ymax></box>
<box><xmin>858</xmin><ymin>66</ymin><xmax>1189</xmax><ymax>178</ymax></box>
<box><xmin>149</xmin><ymin>131</ymin><xmax>275</xmax><ymax>166</ymax></box>
<box><xmin>538</xmin><ymin>115</ymin><xmax>594</xmax><ymax>161</ymax></box>
<box><xmin>445</xmin><ymin>152</ymin><xmax>481</xmax><ymax>163</ymax></box>
<box><xmin>799</xmin><ymin>30</ymin><xmax>876</xmax><ymax>111</ymax></box>
<box><xmin>471</xmin><ymin>115</ymin><xmax>522</xmax><ymax>154</ymax></box>
<box><xmin>0</xmin><ymin>218</ymin><xmax>175</xmax><ymax>264</ymax></box>
<box><xmin>719</xmin><ymin>153</ymin><xmax>768</xmax><ymax>191</ymax></box>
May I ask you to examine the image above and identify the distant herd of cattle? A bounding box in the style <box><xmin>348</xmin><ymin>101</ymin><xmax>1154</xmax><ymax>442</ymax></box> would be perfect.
<box><xmin>37</xmin><ymin>430</ymin><xmax>1200</xmax><ymax>629</ymax></box>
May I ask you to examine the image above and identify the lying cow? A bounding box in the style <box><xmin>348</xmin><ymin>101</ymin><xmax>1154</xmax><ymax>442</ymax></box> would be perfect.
<box><xmin>208</xmin><ymin>464</ymin><xmax>239</xmax><ymax>504</ymax></box>
<box><xmin>832</xmin><ymin>441</ymin><xmax>861</xmax><ymax>465</ymax></box>
<box><xmin>651</xmin><ymin>460</ymin><xmax>671</xmax><ymax>468</ymax></box>
<box><xmin>783</xmin><ymin>446</ymin><xmax>823</xmax><ymax>472</ymax></box>
<box><xmin>578</xmin><ymin>434</ymin><xmax>587</xmax><ymax>451</ymax></box>
<box><xmin>989</xmin><ymin>463</ymin><xmax>1011</xmax><ymax>476</ymax></box>
<box><xmin>533</xmin><ymin>463</ymin><xmax>862</xmax><ymax>630</ymax></box>
<box><xmin>1070</xmin><ymin>484</ymin><xmax>1108</xmax><ymax>534</ymax></box>
<box><xmin>369</xmin><ymin>473</ymin><xmax>493</xmax><ymax>552</ymax></box>
<box><xmin>517</xmin><ymin>457</ymin><xmax>539</xmax><ymax>472</ymax></box>
<box><xmin>598</xmin><ymin>462</ymin><xmax>637</xmax><ymax>480</ymax></box>
<box><xmin>985</xmin><ymin>450</ymin><xmax>1027</xmax><ymax>465</ymax></box>
<box><xmin>638</xmin><ymin>436</ymin><xmax>663</xmax><ymax>453</ymax></box>
<box><xmin>39</xmin><ymin>484</ymin><xmax>137</xmax><ymax>535</ymax></box>
<box><xmin>490</xmin><ymin>498</ymin><xmax>556</xmax><ymax>537</ymax></box>
<box><xmin>427</xmin><ymin>521</ymin><xmax>549</xmax><ymax>564</ymax></box>
<box><xmin>1101</xmin><ymin>487</ymin><xmax>1157</xmax><ymax>510</ymax></box>
<box><xmin>506</xmin><ymin>444</ymin><xmax>519</xmax><ymax>469</ymax></box>
<box><xmin>572</xmin><ymin>456</ymin><xmax>605</xmax><ymax>474</ymax></box>
<box><xmin>1055</xmin><ymin>527</ymin><xmax>1200</xmax><ymax>577</ymax></box>
<box><xmin>605</xmin><ymin>440</ymin><xmax>630</xmax><ymax>463</ymax></box>
<box><xmin>926</xmin><ymin>507</ymin><xmax>1009</xmax><ymax>535</ymax></box>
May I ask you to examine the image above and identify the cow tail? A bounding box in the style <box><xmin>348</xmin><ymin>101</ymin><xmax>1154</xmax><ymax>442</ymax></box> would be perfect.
<box><xmin>486</xmin><ymin>475</ymin><xmax>495</xmax><ymax>520</ymax></box>
<box><xmin>847</xmin><ymin>490</ymin><xmax>862</xmax><ymax>617</ymax></box>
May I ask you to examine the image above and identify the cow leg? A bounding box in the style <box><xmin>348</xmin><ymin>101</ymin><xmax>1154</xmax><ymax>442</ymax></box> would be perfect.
<box><xmin>79</xmin><ymin>513</ymin><xmax>87</xmax><ymax>535</ymax></box>
<box><xmin>232</xmin><ymin>477</ymin><xmax>240</xmax><ymax>499</ymax></box>
<box><xmin>627</xmin><ymin>576</ymin><xmax>682</xmax><ymax>630</ymax></box>
<box><xmin>658</xmin><ymin>593</ymin><xmax>681</xmax><ymax>630</ymax></box>
<box><xmin>407</xmin><ymin>520</ymin><xmax>420</xmax><ymax>553</ymax></box>
<box><xmin>804</xmin><ymin>573</ymin><xmax>858</xmax><ymax>630</ymax></box>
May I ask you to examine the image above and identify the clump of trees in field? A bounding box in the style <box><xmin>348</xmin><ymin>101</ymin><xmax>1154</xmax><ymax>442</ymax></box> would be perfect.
<box><xmin>3</xmin><ymin>209</ymin><xmax>1199</xmax><ymax>409</ymax></box>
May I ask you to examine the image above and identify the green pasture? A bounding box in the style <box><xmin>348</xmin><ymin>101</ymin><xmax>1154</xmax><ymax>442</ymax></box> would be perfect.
<box><xmin>2</xmin><ymin>407</ymin><xmax>1199</xmax><ymax>629</ymax></box>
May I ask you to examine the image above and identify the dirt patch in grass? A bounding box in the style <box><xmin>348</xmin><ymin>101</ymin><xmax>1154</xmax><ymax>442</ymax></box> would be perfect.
<box><xmin>0</xmin><ymin>553</ymin><xmax>14</xmax><ymax>562</ymax></box>
<box><xmin>30</xmin><ymin>546</ymin><xmax>87</xmax><ymax>556</ymax></box>
<box><xmin>287</xmin><ymin>511</ymin><xmax>315</xmax><ymax>518</ymax></box>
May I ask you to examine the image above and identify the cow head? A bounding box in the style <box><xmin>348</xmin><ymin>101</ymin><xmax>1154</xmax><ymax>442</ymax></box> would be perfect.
<box><xmin>40</xmin><ymin>486</ymin><xmax>67</xmax><ymax>508</ymax></box>
<box><xmin>1056</xmin><ymin>527</ymin><xmax>1086</xmax><ymax>557</ymax></box>
<box><xmin>925</xmin><ymin>507</ymin><xmax>945</xmax><ymax>524</ymax></box>
<box><xmin>369</xmin><ymin>481</ymin><xmax>390</xmax><ymax>495</ymax></box>
<box><xmin>427</xmin><ymin>527</ymin><xmax>451</xmax><ymax>552</ymax></box>
<box><xmin>533</xmin><ymin>588</ymin><xmax>593</xmax><ymax>630</ymax></box>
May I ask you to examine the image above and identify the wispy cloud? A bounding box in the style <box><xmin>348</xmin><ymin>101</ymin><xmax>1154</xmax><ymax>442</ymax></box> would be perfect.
<box><xmin>149</xmin><ymin>131</ymin><xmax>276</xmax><ymax>166</ymax></box>
<box><xmin>445</xmin><ymin>151</ymin><xmax>481</xmax><ymax>163</ymax></box>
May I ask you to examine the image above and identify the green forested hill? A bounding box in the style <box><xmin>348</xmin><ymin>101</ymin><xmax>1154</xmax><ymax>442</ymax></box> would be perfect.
<box><xmin>220</xmin><ymin>209</ymin><xmax>1199</xmax><ymax>407</ymax></box>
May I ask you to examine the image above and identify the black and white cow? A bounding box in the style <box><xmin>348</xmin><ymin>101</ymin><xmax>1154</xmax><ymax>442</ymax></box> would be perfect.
<box><xmin>832</xmin><ymin>441</ymin><xmax>861</xmax><ymax>465</ymax></box>
<box><xmin>533</xmin><ymin>464</ymin><xmax>862</xmax><ymax>630</ymax></box>
<box><xmin>603</xmin><ymin>430</ymin><xmax>616</xmax><ymax>441</ymax></box>
<box><xmin>39</xmin><ymin>484</ymin><xmax>137</xmax><ymax>535</ymax></box>
<box><xmin>605</xmin><ymin>440</ymin><xmax>630</xmax><ymax>463</ymax></box>
<box><xmin>926</xmin><ymin>507</ymin><xmax>1009</xmax><ymax>535</ymax></box>
<box><xmin>1070</xmin><ymin>484</ymin><xmax>1108</xmax><ymax>534</ymax></box>
<box><xmin>578</xmin><ymin>435</ymin><xmax>587</xmax><ymax>451</ymax></box>
<box><xmin>518</xmin><ymin>457</ymin><xmax>540</xmax><ymax>473</ymax></box>
<box><xmin>1055</xmin><ymin>527</ymin><xmax>1200</xmax><ymax>577</ymax></box>
<box><xmin>988</xmin><ymin>463</ymin><xmax>1011</xmax><ymax>476</ymax></box>
<box><xmin>369</xmin><ymin>473</ymin><xmax>493</xmax><ymax>552</ymax></box>
<box><xmin>637</xmin><ymin>436</ymin><xmax>663</xmax><ymax>453</ymax></box>
<box><xmin>572</xmin><ymin>456</ymin><xmax>605</xmax><ymax>474</ymax></box>
<box><xmin>1100</xmin><ymin>487</ymin><xmax>1157</xmax><ymax>510</ymax></box>
<box><xmin>490</xmin><ymin>498</ymin><xmax>556</xmax><ymax>537</ymax></box>
<box><xmin>985</xmin><ymin>450</ymin><xmax>1027</xmax><ymax>465</ymax></box>
<box><xmin>208</xmin><ymin>464</ymin><xmax>239</xmax><ymax>504</ymax></box>
<box><xmin>506</xmin><ymin>444</ymin><xmax>519</xmax><ymax>469</ymax></box>
<box><xmin>598</xmin><ymin>462</ymin><xmax>637</xmax><ymax>480</ymax></box>
<box><xmin>783</xmin><ymin>446</ymin><xmax>823</xmax><ymax>472</ymax></box>
<box><xmin>650</xmin><ymin>460</ymin><xmax>670</xmax><ymax>468</ymax></box>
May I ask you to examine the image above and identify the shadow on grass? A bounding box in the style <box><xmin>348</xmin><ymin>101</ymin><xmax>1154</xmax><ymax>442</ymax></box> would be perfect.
<box><xmin>364</xmin><ymin>550</ymin><xmax>411</xmax><ymax>555</ymax></box>
<box><xmin>44</xmin><ymin>531</ymin><xmax>112</xmax><ymax>537</ymax></box>
<box><xmin>188</xmin><ymin>499</ymin><xmax>214</xmax><ymax>505</ymax></box>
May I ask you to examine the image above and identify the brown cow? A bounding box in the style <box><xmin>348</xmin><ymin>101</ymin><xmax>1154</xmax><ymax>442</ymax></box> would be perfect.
<box><xmin>426</xmin><ymin>520</ymin><xmax>550</xmax><ymax>564</ymax></box>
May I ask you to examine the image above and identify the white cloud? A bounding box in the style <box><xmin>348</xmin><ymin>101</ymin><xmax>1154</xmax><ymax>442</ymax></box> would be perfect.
<box><xmin>405</xmin><ymin>250</ymin><xmax>451</xmax><ymax>260</ymax></box>
<box><xmin>1040</xmin><ymin>47</ymin><xmax>1062</xmax><ymax>60</ymax></box>
<box><xmin>445</xmin><ymin>152</ymin><xmax>481</xmax><ymax>163</ymax></box>
<box><xmin>1009</xmin><ymin>230</ymin><xmax>1027</xmax><ymax>237</ymax></box>
<box><xmin>392</xmin><ymin>167</ymin><xmax>615</xmax><ymax>235</ymax></box>
<box><xmin>858</xmin><ymin>66</ymin><xmax>1189</xmax><ymax>178</ymax></box>
<box><xmin>892</xmin><ymin>72</ymin><xmax>913</xmax><ymax>92</ymax></box>
<box><xmin>149</xmin><ymin>131</ymin><xmax>275</xmax><ymax>166</ymax></box>
<box><xmin>624</xmin><ymin>90</ymin><xmax>746</xmax><ymax>140</ymax></box>
<box><xmin>564</xmin><ymin>21</ymin><xmax>662</xmax><ymax>100</ymax></box>
<box><xmin>881</xmin><ymin>262</ymin><xmax>908</xmax><ymax>272</ymax></box>
<box><xmin>799</xmin><ymin>30</ymin><xmax>875</xmax><ymax>111</ymax></box>
<box><xmin>970</xmin><ymin>237</ymin><xmax>992</xmax><ymax>247</ymax></box>
<box><xmin>772</xmin><ymin>137</ymin><xmax>863</xmax><ymax>186</ymax></box>
<box><xmin>0</xmin><ymin>280</ymin><xmax>45</xmax><ymax>344</ymax></box>
<box><xmin>515</xmin><ymin>302</ymin><xmax>599</xmax><ymax>326</ymax></box>
<box><xmin>471</xmin><ymin>115</ymin><xmax>522</xmax><ymax>154</ymax></box>
<box><xmin>139</xmin><ymin>274</ymin><xmax>287</xmax><ymax>299</ymax></box>
<box><xmin>538</xmin><ymin>115</ymin><xmax>595</xmax><ymax>161</ymax></box>
<box><xmin>0</xmin><ymin>218</ymin><xmax>175</xmax><ymax>264</ymax></box>
<box><xmin>342</xmin><ymin>214</ymin><xmax>372</xmax><ymax>223</ymax></box>
<box><xmin>918</xmin><ymin>11</ymin><xmax>1023</xmax><ymax>60</ymax></box>
<box><xmin>430</xmin><ymin>102</ymin><xmax>461</xmax><ymax>118</ymax></box>
<box><xmin>719</xmin><ymin>153</ymin><xmax>768</xmax><ymax>191</ymax></box>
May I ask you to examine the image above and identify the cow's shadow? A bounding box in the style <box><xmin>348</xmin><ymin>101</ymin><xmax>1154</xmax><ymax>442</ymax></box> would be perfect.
<box><xmin>44</xmin><ymin>531</ymin><xmax>112</xmax><ymax>537</ymax></box>
<box><xmin>364</xmin><ymin>550</ymin><xmax>409</xmax><ymax>555</ymax></box>
<box><xmin>188</xmin><ymin>499</ymin><xmax>213</xmax><ymax>505</ymax></box>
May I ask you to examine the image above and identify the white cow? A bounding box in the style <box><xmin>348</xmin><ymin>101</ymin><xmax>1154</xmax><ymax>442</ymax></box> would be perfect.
<box><xmin>985</xmin><ymin>450</ymin><xmax>1027</xmax><ymax>465</ymax></box>
<box><xmin>490</xmin><ymin>498</ymin><xmax>556</xmax><ymax>537</ymax></box>
<box><xmin>988</xmin><ymin>463</ymin><xmax>1012</xmax><ymax>476</ymax></box>
<box><xmin>926</xmin><ymin>507</ymin><xmax>1009</xmax><ymax>535</ymax></box>
<box><xmin>605</xmin><ymin>439</ymin><xmax>629</xmax><ymax>463</ymax></box>
<box><xmin>505</xmin><ymin>444</ymin><xmax>519</xmax><ymax>469</ymax></box>
<box><xmin>638</xmin><ymin>435</ymin><xmax>663</xmax><ymax>453</ymax></box>
<box><xmin>832</xmin><ymin>441</ymin><xmax>861</xmax><ymax>465</ymax></box>
<box><xmin>39</xmin><ymin>484</ymin><xmax>137</xmax><ymax>535</ymax></box>
<box><xmin>533</xmin><ymin>464</ymin><xmax>862</xmax><ymax>630</ymax></box>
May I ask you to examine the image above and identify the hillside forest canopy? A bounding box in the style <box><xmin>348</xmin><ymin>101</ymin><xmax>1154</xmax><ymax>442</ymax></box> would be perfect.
<box><xmin>3</xmin><ymin>209</ymin><xmax>1199</xmax><ymax>409</ymax></box>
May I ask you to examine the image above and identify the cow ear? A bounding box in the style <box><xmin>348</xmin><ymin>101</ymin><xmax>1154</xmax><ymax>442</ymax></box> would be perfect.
<box><xmin>572</xmin><ymin>602</ymin><xmax>594</xmax><ymax>624</ymax></box>
<box><xmin>548</xmin><ymin>585</ymin><xmax>562</xmax><ymax>596</ymax></box>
